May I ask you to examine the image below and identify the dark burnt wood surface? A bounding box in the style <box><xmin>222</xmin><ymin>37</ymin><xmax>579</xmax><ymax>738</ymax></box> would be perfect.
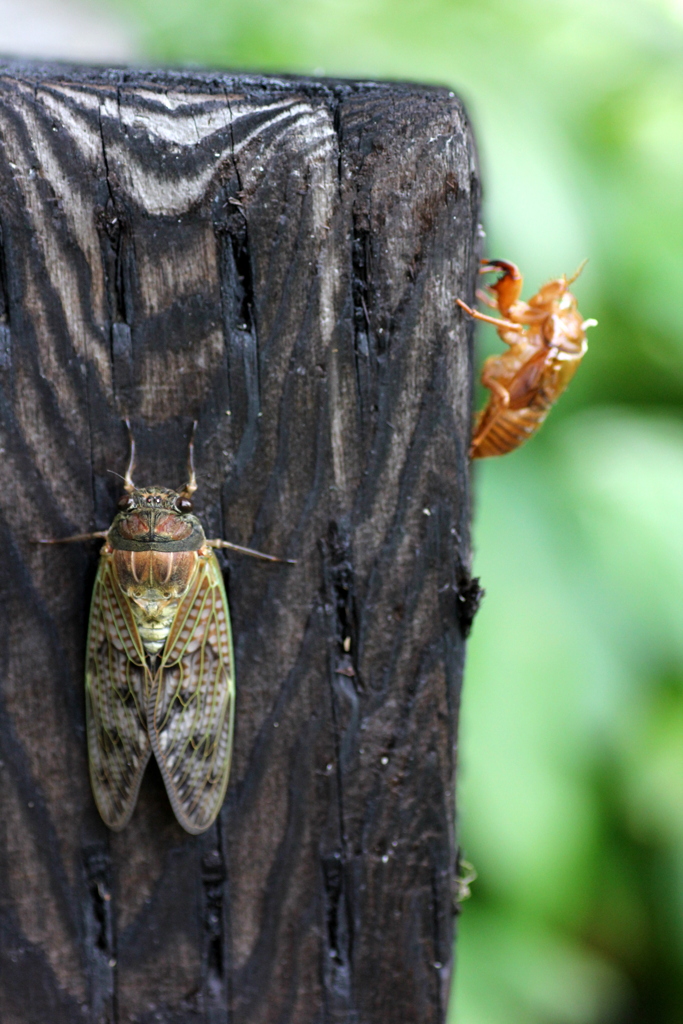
<box><xmin>0</xmin><ymin>63</ymin><xmax>481</xmax><ymax>1024</ymax></box>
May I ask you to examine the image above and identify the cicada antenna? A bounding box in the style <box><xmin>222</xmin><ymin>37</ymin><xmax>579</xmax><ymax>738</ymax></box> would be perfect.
<box><xmin>123</xmin><ymin>419</ymin><xmax>136</xmax><ymax>493</ymax></box>
<box><xmin>180</xmin><ymin>420</ymin><xmax>198</xmax><ymax>498</ymax></box>
<box><xmin>566</xmin><ymin>258</ymin><xmax>589</xmax><ymax>287</ymax></box>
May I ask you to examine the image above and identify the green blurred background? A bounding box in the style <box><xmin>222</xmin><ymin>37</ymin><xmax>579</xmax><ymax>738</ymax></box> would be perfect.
<box><xmin>99</xmin><ymin>0</ymin><xmax>683</xmax><ymax>1018</ymax></box>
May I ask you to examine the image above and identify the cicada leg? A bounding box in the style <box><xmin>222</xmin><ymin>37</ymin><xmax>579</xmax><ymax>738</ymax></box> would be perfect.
<box><xmin>479</xmin><ymin>259</ymin><xmax>524</xmax><ymax>317</ymax></box>
<box><xmin>475</xmin><ymin>288</ymin><xmax>499</xmax><ymax>309</ymax></box>
<box><xmin>470</xmin><ymin>375</ymin><xmax>511</xmax><ymax>455</ymax></box>
<box><xmin>479</xmin><ymin>373</ymin><xmax>511</xmax><ymax>411</ymax></box>
<box><xmin>35</xmin><ymin>531</ymin><xmax>109</xmax><ymax>544</ymax></box>
<box><xmin>206</xmin><ymin>538</ymin><xmax>296</xmax><ymax>565</ymax></box>
<box><xmin>456</xmin><ymin>298</ymin><xmax>524</xmax><ymax>337</ymax></box>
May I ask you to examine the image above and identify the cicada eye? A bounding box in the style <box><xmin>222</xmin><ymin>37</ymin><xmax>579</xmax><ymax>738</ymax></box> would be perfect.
<box><xmin>118</xmin><ymin>493</ymin><xmax>135</xmax><ymax>511</ymax></box>
<box><xmin>176</xmin><ymin>496</ymin><xmax>194</xmax><ymax>514</ymax></box>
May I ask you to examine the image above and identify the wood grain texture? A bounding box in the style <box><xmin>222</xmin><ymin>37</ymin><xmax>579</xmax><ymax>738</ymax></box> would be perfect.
<box><xmin>0</xmin><ymin>63</ymin><xmax>482</xmax><ymax>1024</ymax></box>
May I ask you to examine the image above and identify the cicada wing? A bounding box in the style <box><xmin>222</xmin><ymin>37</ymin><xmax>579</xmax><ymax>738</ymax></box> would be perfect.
<box><xmin>86</xmin><ymin>555</ymin><xmax>152</xmax><ymax>830</ymax></box>
<box><xmin>507</xmin><ymin>346</ymin><xmax>554</xmax><ymax>408</ymax></box>
<box><xmin>151</xmin><ymin>551</ymin><xmax>235</xmax><ymax>835</ymax></box>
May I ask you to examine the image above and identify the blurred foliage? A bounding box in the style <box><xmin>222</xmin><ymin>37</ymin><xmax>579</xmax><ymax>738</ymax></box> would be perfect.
<box><xmin>103</xmin><ymin>0</ymin><xmax>683</xmax><ymax>1018</ymax></box>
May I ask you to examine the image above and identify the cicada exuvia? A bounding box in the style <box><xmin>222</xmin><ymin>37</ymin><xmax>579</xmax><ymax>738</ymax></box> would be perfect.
<box><xmin>457</xmin><ymin>259</ymin><xmax>597</xmax><ymax>459</ymax></box>
<box><xmin>40</xmin><ymin>424</ymin><xmax>292</xmax><ymax>834</ymax></box>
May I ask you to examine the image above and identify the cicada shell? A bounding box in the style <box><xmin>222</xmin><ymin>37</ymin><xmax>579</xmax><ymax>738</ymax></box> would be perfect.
<box><xmin>458</xmin><ymin>259</ymin><xmax>597</xmax><ymax>459</ymax></box>
<box><xmin>40</xmin><ymin>424</ymin><xmax>292</xmax><ymax>834</ymax></box>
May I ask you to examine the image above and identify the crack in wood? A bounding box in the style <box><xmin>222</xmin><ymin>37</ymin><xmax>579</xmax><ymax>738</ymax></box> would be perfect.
<box><xmin>83</xmin><ymin>843</ymin><xmax>116</xmax><ymax>1024</ymax></box>
<box><xmin>201</xmin><ymin>839</ymin><xmax>228</xmax><ymax>1024</ymax></box>
<box><xmin>215</xmin><ymin>187</ymin><xmax>261</xmax><ymax>489</ymax></box>
<box><xmin>319</xmin><ymin>521</ymin><xmax>361</xmax><ymax>1018</ymax></box>
<box><xmin>351</xmin><ymin>218</ymin><xmax>375</xmax><ymax>438</ymax></box>
<box><xmin>0</xmin><ymin>217</ymin><xmax>12</xmax><ymax>375</ymax></box>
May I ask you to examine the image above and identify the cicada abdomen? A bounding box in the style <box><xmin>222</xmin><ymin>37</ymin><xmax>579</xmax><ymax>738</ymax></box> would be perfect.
<box><xmin>40</xmin><ymin>423</ymin><xmax>292</xmax><ymax>834</ymax></box>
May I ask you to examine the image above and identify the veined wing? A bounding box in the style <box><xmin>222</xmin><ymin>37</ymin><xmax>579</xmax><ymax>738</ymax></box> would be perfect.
<box><xmin>86</xmin><ymin>553</ymin><xmax>152</xmax><ymax>830</ymax></box>
<box><xmin>150</xmin><ymin>551</ymin><xmax>234</xmax><ymax>835</ymax></box>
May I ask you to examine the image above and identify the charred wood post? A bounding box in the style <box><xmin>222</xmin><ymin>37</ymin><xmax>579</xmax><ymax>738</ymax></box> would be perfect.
<box><xmin>0</xmin><ymin>63</ymin><xmax>481</xmax><ymax>1024</ymax></box>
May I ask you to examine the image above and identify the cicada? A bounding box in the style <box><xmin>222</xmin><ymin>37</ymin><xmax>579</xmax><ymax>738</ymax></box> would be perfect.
<box><xmin>40</xmin><ymin>425</ymin><xmax>292</xmax><ymax>834</ymax></box>
<box><xmin>458</xmin><ymin>259</ymin><xmax>597</xmax><ymax>459</ymax></box>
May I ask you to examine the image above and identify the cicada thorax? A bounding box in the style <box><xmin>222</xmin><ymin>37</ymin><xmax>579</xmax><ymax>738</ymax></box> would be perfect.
<box><xmin>110</xmin><ymin>548</ymin><xmax>199</xmax><ymax>656</ymax></box>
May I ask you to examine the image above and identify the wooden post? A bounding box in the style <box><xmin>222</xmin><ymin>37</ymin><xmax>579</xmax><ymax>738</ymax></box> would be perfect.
<box><xmin>0</xmin><ymin>63</ymin><xmax>481</xmax><ymax>1024</ymax></box>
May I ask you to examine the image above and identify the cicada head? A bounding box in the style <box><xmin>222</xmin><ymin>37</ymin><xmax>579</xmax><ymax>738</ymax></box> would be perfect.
<box><xmin>111</xmin><ymin>487</ymin><xmax>206</xmax><ymax>551</ymax></box>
